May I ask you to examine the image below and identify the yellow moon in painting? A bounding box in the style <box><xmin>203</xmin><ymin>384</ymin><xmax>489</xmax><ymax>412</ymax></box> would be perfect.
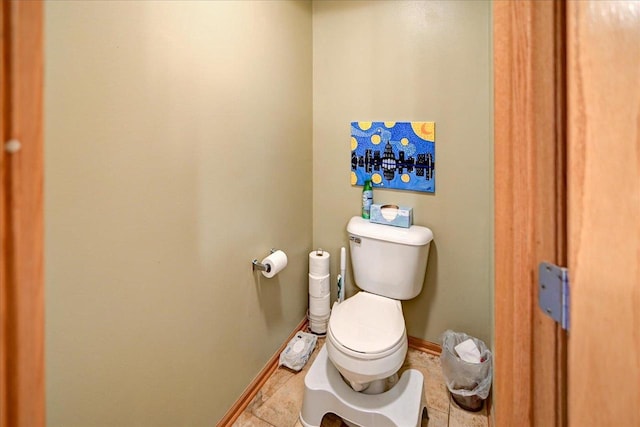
<box><xmin>411</xmin><ymin>122</ymin><xmax>435</xmax><ymax>141</ymax></box>
<box><xmin>401</xmin><ymin>174</ymin><xmax>410</xmax><ymax>183</ymax></box>
<box><xmin>351</xmin><ymin>137</ymin><xmax>358</xmax><ymax>151</ymax></box>
<box><xmin>371</xmin><ymin>173</ymin><xmax>382</xmax><ymax>184</ymax></box>
<box><xmin>350</xmin><ymin>172</ymin><xmax>357</xmax><ymax>185</ymax></box>
<box><xmin>358</xmin><ymin>121</ymin><xmax>372</xmax><ymax>131</ymax></box>
<box><xmin>384</xmin><ymin>121</ymin><xmax>396</xmax><ymax>128</ymax></box>
<box><xmin>371</xmin><ymin>134</ymin><xmax>381</xmax><ymax>144</ymax></box>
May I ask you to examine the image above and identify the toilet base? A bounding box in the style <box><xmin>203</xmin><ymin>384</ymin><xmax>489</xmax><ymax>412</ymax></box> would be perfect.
<box><xmin>300</xmin><ymin>346</ymin><xmax>428</xmax><ymax>427</ymax></box>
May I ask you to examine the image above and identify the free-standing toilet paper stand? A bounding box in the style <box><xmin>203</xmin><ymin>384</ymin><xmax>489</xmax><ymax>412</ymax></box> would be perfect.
<box><xmin>300</xmin><ymin>346</ymin><xmax>428</xmax><ymax>427</ymax></box>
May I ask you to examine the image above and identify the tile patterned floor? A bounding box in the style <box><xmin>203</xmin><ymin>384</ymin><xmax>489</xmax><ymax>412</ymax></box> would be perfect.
<box><xmin>233</xmin><ymin>337</ymin><xmax>489</xmax><ymax>427</ymax></box>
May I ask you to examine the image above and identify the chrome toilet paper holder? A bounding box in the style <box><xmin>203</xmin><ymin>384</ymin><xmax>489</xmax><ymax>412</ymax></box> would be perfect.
<box><xmin>252</xmin><ymin>248</ymin><xmax>277</xmax><ymax>272</ymax></box>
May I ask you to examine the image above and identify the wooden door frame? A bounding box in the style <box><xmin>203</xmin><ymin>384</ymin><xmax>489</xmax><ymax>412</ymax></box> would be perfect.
<box><xmin>494</xmin><ymin>1</ymin><xmax>567</xmax><ymax>426</ymax></box>
<box><xmin>0</xmin><ymin>1</ymin><xmax>45</xmax><ymax>426</ymax></box>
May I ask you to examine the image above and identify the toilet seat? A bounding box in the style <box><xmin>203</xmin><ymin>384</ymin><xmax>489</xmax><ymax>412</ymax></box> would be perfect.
<box><xmin>328</xmin><ymin>292</ymin><xmax>405</xmax><ymax>355</ymax></box>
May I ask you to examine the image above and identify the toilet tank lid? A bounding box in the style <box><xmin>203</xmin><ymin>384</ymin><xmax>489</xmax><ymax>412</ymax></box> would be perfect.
<box><xmin>347</xmin><ymin>216</ymin><xmax>433</xmax><ymax>246</ymax></box>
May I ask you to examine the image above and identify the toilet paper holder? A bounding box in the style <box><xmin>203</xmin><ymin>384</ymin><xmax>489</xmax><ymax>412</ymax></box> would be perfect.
<box><xmin>252</xmin><ymin>248</ymin><xmax>277</xmax><ymax>272</ymax></box>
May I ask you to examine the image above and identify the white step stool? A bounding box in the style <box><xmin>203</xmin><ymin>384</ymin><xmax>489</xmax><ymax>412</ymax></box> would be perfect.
<box><xmin>300</xmin><ymin>346</ymin><xmax>428</xmax><ymax>427</ymax></box>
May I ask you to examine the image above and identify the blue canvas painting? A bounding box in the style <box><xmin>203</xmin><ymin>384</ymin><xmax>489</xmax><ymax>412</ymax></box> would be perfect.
<box><xmin>351</xmin><ymin>121</ymin><xmax>435</xmax><ymax>193</ymax></box>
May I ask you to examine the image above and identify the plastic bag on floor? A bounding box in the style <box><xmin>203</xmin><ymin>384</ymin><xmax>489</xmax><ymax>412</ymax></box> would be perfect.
<box><xmin>440</xmin><ymin>330</ymin><xmax>492</xmax><ymax>403</ymax></box>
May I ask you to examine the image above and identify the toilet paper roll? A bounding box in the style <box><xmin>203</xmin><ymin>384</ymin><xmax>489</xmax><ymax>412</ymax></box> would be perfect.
<box><xmin>307</xmin><ymin>309</ymin><xmax>330</xmax><ymax>322</ymax></box>
<box><xmin>309</xmin><ymin>250</ymin><xmax>330</xmax><ymax>276</ymax></box>
<box><xmin>261</xmin><ymin>250</ymin><xmax>288</xmax><ymax>278</ymax></box>
<box><xmin>309</xmin><ymin>273</ymin><xmax>330</xmax><ymax>298</ymax></box>
<box><xmin>309</xmin><ymin>318</ymin><xmax>328</xmax><ymax>334</ymax></box>
<box><xmin>309</xmin><ymin>293</ymin><xmax>331</xmax><ymax>317</ymax></box>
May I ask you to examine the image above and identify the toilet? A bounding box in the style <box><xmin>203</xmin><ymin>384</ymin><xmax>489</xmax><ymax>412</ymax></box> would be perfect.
<box><xmin>300</xmin><ymin>216</ymin><xmax>433</xmax><ymax>426</ymax></box>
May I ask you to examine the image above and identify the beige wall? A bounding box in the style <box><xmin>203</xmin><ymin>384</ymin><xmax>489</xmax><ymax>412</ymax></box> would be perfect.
<box><xmin>312</xmin><ymin>1</ymin><xmax>493</xmax><ymax>344</ymax></box>
<box><xmin>46</xmin><ymin>0</ymin><xmax>492</xmax><ymax>424</ymax></box>
<box><xmin>44</xmin><ymin>1</ymin><xmax>311</xmax><ymax>425</ymax></box>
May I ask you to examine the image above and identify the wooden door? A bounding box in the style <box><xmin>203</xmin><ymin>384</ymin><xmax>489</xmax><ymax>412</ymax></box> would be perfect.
<box><xmin>0</xmin><ymin>1</ymin><xmax>45</xmax><ymax>426</ymax></box>
<box><xmin>496</xmin><ymin>1</ymin><xmax>640</xmax><ymax>426</ymax></box>
<box><xmin>567</xmin><ymin>1</ymin><xmax>640</xmax><ymax>425</ymax></box>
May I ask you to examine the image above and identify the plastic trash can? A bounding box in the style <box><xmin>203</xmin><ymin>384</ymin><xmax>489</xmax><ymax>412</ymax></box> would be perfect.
<box><xmin>440</xmin><ymin>330</ymin><xmax>492</xmax><ymax>411</ymax></box>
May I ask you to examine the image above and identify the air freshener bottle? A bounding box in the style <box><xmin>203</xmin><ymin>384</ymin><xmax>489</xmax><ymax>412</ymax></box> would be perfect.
<box><xmin>362</xmin><ymin>179</ymin><xmax>373</xmax><ymax>219</ymax></box>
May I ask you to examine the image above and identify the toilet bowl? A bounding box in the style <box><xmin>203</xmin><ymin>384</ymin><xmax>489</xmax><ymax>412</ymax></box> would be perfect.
<box><xmin>326</xmin><ymin>291</ymin><xmax>408</xmax><ymax>392</ymax></box>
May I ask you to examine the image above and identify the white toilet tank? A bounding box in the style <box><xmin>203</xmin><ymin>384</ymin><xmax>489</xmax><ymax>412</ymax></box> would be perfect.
<box><xmin>347</xmin><ymin>216</ymin><xmax>433</xmax><ymax>300</ymax></box>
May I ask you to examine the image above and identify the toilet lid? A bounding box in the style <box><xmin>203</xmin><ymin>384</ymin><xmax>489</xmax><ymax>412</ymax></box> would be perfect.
<box><xmin>329</xmin><ymin>292</ymin><xmax>405</xmax><ymax>354</ymax></box>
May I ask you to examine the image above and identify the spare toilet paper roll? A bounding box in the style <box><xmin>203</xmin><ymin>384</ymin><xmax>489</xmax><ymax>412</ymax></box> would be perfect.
<box><xmin>309</xmin><ymin>293</ymin><xmax>331</xmax><ymax>317</ymax></box>
<box><xmin>309</xmin><ymin>250</ymin><xmax>330</xmax><ymax>276</ymax></box>
<box><xmin>309</xmin><ymin>273</ymin><xmax>330</xmax><ymax>298</ymax></box>
<box><xmin>309</xmin><ymin>317</ymin><xmax>328</xmax><ymax>334</ymax></box>
<box><xmin>261</xmin><ymin>250</ymin><xmax>288</xmax><ymax>278</ymax></box>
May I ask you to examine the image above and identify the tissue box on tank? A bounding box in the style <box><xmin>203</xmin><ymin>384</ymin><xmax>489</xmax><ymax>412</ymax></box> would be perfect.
<box><xmin>369</xmin><ymin>204</ymin><xmax>413</xmax><ymax>228</ymax></box>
